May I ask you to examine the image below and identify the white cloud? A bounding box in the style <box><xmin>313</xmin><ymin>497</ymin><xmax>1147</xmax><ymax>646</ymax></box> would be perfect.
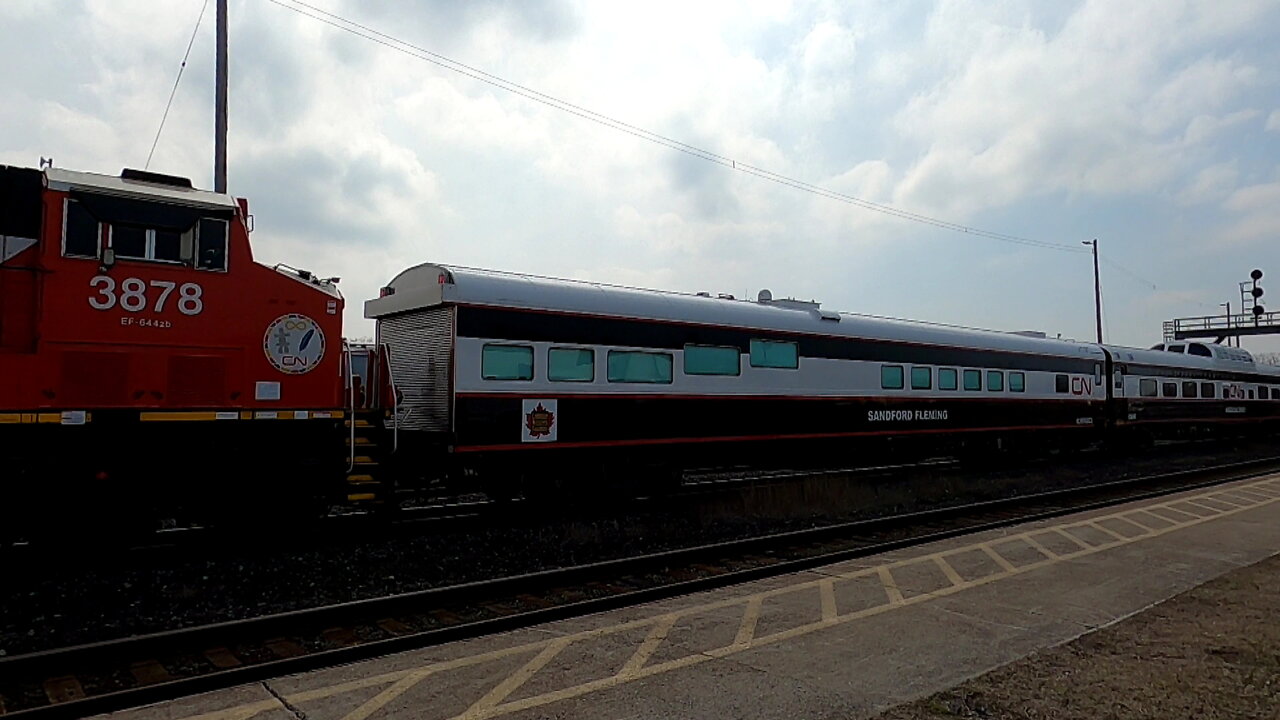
<box><xmin>3</xmin><ymin>0</ymin><xmax>1280</xmax><ymax>346</ymax></box>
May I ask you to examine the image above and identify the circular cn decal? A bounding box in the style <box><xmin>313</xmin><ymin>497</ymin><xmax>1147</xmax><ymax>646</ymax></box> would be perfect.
<box><xmin>264</xmin><ymin>314</ymin><xmax>326</xmax><ymax>374</ymax></box>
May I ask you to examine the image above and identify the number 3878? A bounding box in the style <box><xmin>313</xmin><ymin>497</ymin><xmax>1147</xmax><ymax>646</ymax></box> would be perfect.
<box><xmin>88</xmin><ymin>276</ymin><xmax>204</xmax><ymax>316</ymax></box>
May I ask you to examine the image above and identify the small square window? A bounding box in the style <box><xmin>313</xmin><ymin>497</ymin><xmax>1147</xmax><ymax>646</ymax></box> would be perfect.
<box><xmin>1182</xmin><ymin>381</ymin><xmax>1198</xmax><ymax>399</ymax></box>
<box><xmin>939</xmin><ymin>368</ymin><xmax>958</xmax><ymax>391</ymax></box>
<box><xmin>1162</xmin><ymin>382</ymin><xmax>1177</xmax><ymax>398</ymax></box>
<box><xmin>548</xmin><ymin>347</ymin><xmax>594</xmax><ymax>382</ymax></box>
<box><xmin>987</xmin><ymin>370</ymin><xmax>1004</xmax><ymax>392</ymax></box>
<box><xmin>910</xmin><ymin>367</ymin><xmax>931</xmax><ymax>390</ymax></box>
<box><xmin>963</xmin><ymin>369</ymin><xmax>982</xmax><ymax>391</ymax></box>
<box><xmin>881</xmin><ymin>365</ymin><xmax>904</xmax><ymax>390</ymax></box>
<box><xmin>1009</xmin><ymin>372</ymin><xmax>1025</xmax><ymax>392</ymax></box>
<box><xmin>1140</xmin><ymin>379</ymin><xmax>1157</xmax><ymax>397</ymax></box>
<box><xmin>749</xmin><ymin>339</ymin><xmax>798</xmax><ymax>369</ymax></box>
<box><xmin>1055</xmin><ymin>374</ymin><xmax>1069</xmax><ymax>393</ymax></box>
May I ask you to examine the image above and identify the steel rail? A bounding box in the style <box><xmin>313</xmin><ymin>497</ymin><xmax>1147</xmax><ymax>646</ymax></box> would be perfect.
<box><xmin>4</xmin><ymin>455</ymin><xmax>1280</xmax><ymax>718</ymax></box>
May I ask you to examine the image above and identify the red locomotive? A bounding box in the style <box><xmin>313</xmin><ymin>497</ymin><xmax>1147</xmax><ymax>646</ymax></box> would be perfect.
<box><xmin>0</xmin><ymin>164</ymin><xmax>355</xmax><ymax>533</ymax></box>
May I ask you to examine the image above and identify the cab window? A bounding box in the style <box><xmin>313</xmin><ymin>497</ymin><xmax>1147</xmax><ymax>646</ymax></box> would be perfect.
<box><xmin>63</xmin><ymin>200</ymin><xmax>100</xmax><ymax>257</ymax></box>
<box><xmin>197</xmin><ymin>218</ymin><xmax>228</xmax><ymax>271</ymax></box>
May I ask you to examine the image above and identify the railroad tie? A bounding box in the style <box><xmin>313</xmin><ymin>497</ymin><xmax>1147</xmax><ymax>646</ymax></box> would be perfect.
<box><xmin>204</xmin><ymin>647</ymin><xmax>242</xmax><ymax>669</ymax></box>
<box><xmin>265</xmin><ymin>638</ymin><xmax>306</xmax><ymax>658</ymax></box>
<box><xmin>129</xmin><ymin>660</ymin><xmax>173</xmax><ymax>686</ymax></box>
<box><xmin>42</xmin><ymin>676</ymin><xmax>84</xmax><ymax>704</ymax></box>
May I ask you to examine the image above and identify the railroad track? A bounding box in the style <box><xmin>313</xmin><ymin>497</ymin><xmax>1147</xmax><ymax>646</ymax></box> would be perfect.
<box><xmin>4</xmin><ymin>455</ymin><xmax>1280</xmax><ymax>719</ymax></box>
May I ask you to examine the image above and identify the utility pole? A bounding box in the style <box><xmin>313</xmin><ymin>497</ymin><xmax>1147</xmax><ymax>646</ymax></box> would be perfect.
<box><xmin>1083</xmin><ymin>239</ymin><xmax>1102</xmax><ymax>344</ymax></box>
<box><xmin>214</xmin><ymin>0</ymin><xmax>228</xmax><ymax>193</ymax></box>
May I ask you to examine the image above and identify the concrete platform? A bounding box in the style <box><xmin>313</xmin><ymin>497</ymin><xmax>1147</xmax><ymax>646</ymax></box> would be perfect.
<box><xmin>96</xmin><ymin>473</ymin><xmax>1280</xmax><ymax>720</ymax></box>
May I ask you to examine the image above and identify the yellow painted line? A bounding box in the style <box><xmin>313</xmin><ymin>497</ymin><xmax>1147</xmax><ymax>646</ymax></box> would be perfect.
<box><xmin>459</xmin><ymin>638</ymin><xmax>573</xmax><ymax>719</ymax></box>
<box><xmin>161</xmin><ymin>474</ymin><xmax>1280</xmax><ymax>720</ymax></box>
<box><xmin>877</xmin><ymin>566</ymin><xmax>905</xmax><ymax>605</ymax></box>
<box><xmin>37</xmin><ymin>413</ymin><xmax>62</xmax><ymax>424</ymax></box>
<box><xmin>978</xmin><ymin>543</ymin><xmax>1019</xmax><ymax>573</ymax></box>
<box><xmin>819</xmin><ymin>578</ymin><xmax>837</xmax><ymax>622</ymax></box>
<box><xmin>732</xmin><ymin>596</ymin><xmax>763</xmax><ymax>647</ymax></box>
<box><xmin>0</xmin><ymin>413</ymin><xmax>21</xmax><ymax>424</ymax></box>
<box><xmin>617</xmin><ymin>613</ymin><xmax>678</xmax><ymax>678</ymax></box>
<box><xmin>1020</xmin><ymin>534</ymin><xmax>1060</xmax><ymax>560</ymax></box>
<box><xmin>932</xmin><ymin>556</ymin><xmax>967</xmax><ymax>587</ymax></box>
<box><xmin>337</xmin><ymin>668</ymin><xmax>436</xmax><ymax>720</ymax></box>
<box><xmin>1084</xmin><ymin>520</ymin><xmax>1130</xmax><ymax>542</ymax></box>
<box><xmin>1052</xmin><ymin>527</ymin><xmax>1094</xmax><ymax>551</ymax></box>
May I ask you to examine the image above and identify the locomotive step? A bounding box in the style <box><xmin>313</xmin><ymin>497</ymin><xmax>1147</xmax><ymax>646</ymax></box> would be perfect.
<box><xmin>353</xmin><ymin>455</ymin><xmax>378</xmax><ymax>466</ymax></box>
<box><xmin>344</xmin><ymin>437</ymin><xmax>375</xmax><ymax>446</ymax></box>
<box><xmin>346</xmin><ymin>492</ymin><xmax>380</xmax><ymax>503</ymax></box>
<box><xmin>344</xmin><ymin>418</ymin><xmax>374</xmax><ymax>428</ymax></box>
<box><xmin>346</xmin><ymin>474</ymin><xmax>380</xmax><ymax>486</ymax></box>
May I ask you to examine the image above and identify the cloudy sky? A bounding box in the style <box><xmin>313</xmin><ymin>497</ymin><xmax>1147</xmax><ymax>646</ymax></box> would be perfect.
<box><xmin>3</xmin><ymin>0</ymin><xmax>1278</xmax><ymax>354</ymax></box>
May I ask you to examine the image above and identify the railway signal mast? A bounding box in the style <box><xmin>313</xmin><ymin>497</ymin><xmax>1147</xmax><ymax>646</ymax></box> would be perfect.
<box><xmin>1163</xmin><ymin>268</ymin><xmax>1279</xmax><ymax>345</ymax></box>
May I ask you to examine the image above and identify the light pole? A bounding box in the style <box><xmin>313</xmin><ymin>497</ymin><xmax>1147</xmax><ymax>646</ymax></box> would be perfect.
<box><xmin>1083</xmin><ymin>240</ymin><xmax>1102</xmax><ymax>344</ymax></box>
<box><xmin>1220</xmin><ymin>302</ymin><xmax>1232</xmax><ymax>346</ymax></box>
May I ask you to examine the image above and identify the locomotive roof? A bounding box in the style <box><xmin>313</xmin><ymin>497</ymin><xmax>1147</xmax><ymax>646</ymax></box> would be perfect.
<box><xmin>367</xmin><ymin>262</ymin><xmax>1107</xmax><ymax>361</ymax></box>
<box><xmin>44</xmin><ymin>167</ymin><xmax>238</xmax><ymax>211</ymax></box>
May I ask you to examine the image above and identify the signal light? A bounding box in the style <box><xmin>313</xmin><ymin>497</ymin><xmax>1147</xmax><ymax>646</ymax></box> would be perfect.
<box><xmin>1254</xmin><ymin>305</ymin><xmax>1265</xmax><ymax>316</ymax></box>
<box><xmin>1251</xmin><ymin>269</ymin><xmax>1263</xmax><ymax>281</ymax></box>
<box><xmin>1252</xmin><ymin>287</ymin><xmax>1264</xmax><ymax>298</ymax></box>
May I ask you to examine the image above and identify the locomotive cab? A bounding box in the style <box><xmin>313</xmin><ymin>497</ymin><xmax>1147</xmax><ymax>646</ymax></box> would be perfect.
<box><xmin>1</xmin><ymin>164</ymin><xmax>349</xmax><ymax>534</ymax></box>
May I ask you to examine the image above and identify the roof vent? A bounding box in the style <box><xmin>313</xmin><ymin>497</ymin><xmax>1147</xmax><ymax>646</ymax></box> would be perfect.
<box><xmin>696</xmin><ymin>291</ymin><xmax>711</xmax><ymax>297</ymax></box>
<box><xmin>120</xmin><ymin>168</ymin><xmax>193</xmax><ymax>189</ymax></box>
<box><xmin>758</xmin><ymin>289</ymin><xmax>773</xmax><ymax>303</ymax></box>
<box><xmin>717</xmin><ymin>293</ymin><xmax>735</xmax><ymax>300</ymax></box>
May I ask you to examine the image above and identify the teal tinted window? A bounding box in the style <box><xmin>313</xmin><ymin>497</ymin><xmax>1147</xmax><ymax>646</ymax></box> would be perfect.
<box><xmin>987</xmin><ymin>370</ymin><xmax>1004</xmax><ymax>391</ymax></box>
<box><xmin>963</xmin><ymin>369</ymin><xmax>982</xmax><ymax>391</ymax></box>
<box><xmin>1009</xmin><ymin>372</ymin><xmax>1025</xmax><ymax>392</ymax></box>
<box><xmin>607</xmin><ymin>351</ymin><xmax>673</xmax><ymax>384</ymax></box>
<box><xmin>481</xmin><ymin>344</ymin><xmax>533</xmax><ymax>380</ymax></box>
<box><xmin>881</xmin><ymin>365</ymin><xmax>904</xmax><ymax>390</ymax></box>
<box><xmin>548</xmin><ymin>347</ymin><xmax>593</xmax><ymax>382</ymax></box>
<box><xmin>684</xmin><ymin>345</ymin><xmax>740</xmax><ymax>376</ymax></box>
<box><xmin>939</xmin><ymin>368</ymin><xmax>958</xmax><ymax>391</ymax></box>
<box><xmin>749</xmin><ymin>339</ymin><xmax>798</xmax><ymax>369</ymax></box>
<box><xmin>910</xmin><ymin>367</ymin><xmax>931</xmax><ymax>390</ymax></box>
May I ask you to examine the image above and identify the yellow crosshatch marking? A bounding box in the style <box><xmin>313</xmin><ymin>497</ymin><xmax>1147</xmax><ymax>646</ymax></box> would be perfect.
<box><xmin>171</xmin><ymin>476</ymin><xmax>1280</xmax><ymax>720</ymax></box>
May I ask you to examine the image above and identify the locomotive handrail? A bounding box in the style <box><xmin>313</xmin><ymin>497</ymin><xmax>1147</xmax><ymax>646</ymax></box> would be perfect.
<box><xmin>344</xmin><ymin>341</ymin><xmax>356</xmax><ymax>473</ymax></box>
<box><xmin>380</xmin><ymin>341</ymin><xmax>399</xmax><ymax>453</ymax></box>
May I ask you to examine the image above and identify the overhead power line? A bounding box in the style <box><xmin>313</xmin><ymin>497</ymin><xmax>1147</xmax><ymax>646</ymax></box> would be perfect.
<box><xmin>263</xmin><ymin>0</ymin><xmax>1091</xmax><ymax>254</ymax></box>
<box><xmin>259</xmin><ymin>0</ymin><xmax>1195</xmax><ymax>304</ymax></box>
<box><xmin>146</xmin><ymin>0</ymin><xmax>211</xmax><ymax>169</ymax></box>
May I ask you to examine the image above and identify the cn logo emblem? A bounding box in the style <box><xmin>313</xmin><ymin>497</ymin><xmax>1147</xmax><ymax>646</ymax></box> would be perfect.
<box><xmin>264</xmin><ymin>314</ymin><xmax>326</xmax><ymax>375</ymax></box>
<box><xmin>1071</xmin><ymin>377</ymin><xmax>1093</xmax><ymax>396</ymax></box>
